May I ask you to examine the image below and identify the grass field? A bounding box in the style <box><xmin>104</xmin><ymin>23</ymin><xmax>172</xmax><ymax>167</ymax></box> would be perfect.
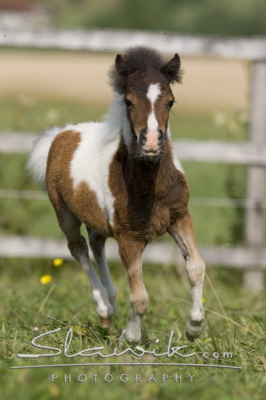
<box><xmin>0</xmin><ymin>259</ymin><xmax>265</xmax><ymax>399</ymax></box>
<box><xmin>0</xmin><ymin>97</ymin><xmax>265</xmax><ymax>399</ymax></box>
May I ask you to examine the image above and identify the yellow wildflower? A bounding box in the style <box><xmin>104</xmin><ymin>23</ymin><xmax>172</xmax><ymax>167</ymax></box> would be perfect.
<box><xmin>40</xmin><ymin>274</ymin><xmax>52</xmax><ymax>284</ymax></box>
<box><xmin>52</xmin><ymin>258</ymin><xmax>64</xmax><ymax>267</ymax></box>
<box><xmin>73</xmin><ymin>326</ymin><xmax>87</xmax><ymax>336</ymax></box>
<box><xmin>202</xmin><ymin>297</ymin><xmax>206</xmax><ymax>303</ymax></box>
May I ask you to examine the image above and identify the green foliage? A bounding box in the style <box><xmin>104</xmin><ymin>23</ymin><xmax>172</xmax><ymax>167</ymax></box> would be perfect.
<box><xmin>39</xmin><ymin>0</ymin><xmax>266</xmax><ymax>36</ymax></box>
<box><xmin>0</xmin><ymin>96</ymin><xmax>105</xmax><ymax>133</ymax></box>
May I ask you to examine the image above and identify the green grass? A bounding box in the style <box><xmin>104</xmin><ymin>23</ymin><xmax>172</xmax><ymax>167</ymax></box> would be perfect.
<box><xmin>0</xmin><ymin>258</ymin><xmax>265</xmax><ymax>400</ymax></box>
<box><xmin>0</xmin><ymin>97</ymin><xmax>106</xmax><ymax>133</ymax></box>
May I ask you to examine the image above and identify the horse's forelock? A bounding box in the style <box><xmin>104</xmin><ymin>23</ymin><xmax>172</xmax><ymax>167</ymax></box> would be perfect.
<box><xmin>122</xmin><ymin>47</ymin><xmax>165</xmax><ymax>72</ymax></box>
<box><xmin>109</xmin><ymin>47</ymin><xmax>165</xmax><ymax>94</ymax></box>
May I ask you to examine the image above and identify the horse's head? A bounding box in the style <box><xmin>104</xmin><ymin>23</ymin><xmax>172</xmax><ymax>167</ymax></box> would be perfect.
<box><xmin>110</xmin><ymin>47</ymin><xmax>182</xmax><ymax>160</ymax></box>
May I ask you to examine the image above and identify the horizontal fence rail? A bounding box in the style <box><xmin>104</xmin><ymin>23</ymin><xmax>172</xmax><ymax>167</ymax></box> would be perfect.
<box><xmin>0</xmin><ymin>235</ymin><xmax>265</xmax><ymax>270</ymax></box>
<box><xmin>1</xmin><ymin>29</ymin><xmax>266</xmax><ymax>60</ymax></box>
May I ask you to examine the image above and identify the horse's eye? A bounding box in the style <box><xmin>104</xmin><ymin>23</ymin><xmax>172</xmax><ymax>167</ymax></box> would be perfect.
<box><xmin>125</xmin><ymin>98</ymin><xmax>133</xmax><ymax>108</ymax></box>
<box><xmin>167</xmin><ymin>100</ymin><xmax>175</xmax><ymax>109</ymax></box>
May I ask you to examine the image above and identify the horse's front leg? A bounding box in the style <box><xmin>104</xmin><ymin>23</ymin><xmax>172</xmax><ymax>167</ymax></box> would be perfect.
<box><xmin>169</xmin><ymin>213</ymin><xmax>205</xmax><ymax>341</ymax></box>
<box><xmin>117</xmin><ymin>237</ymin><xmax>148</xmax><ymax>344</ymax></box>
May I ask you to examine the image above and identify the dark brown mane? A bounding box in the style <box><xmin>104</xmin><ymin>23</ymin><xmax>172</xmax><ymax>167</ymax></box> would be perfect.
<box><xmin>109</xmin><ymin>46</ymin><xmax>182</xmax><ymax>94</ymax></box>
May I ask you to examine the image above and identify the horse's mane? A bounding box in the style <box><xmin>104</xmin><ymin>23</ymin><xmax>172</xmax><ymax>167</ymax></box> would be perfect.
<box><xmin>109</xmin><ymin>46</ymin><xmax>181</xmax><ymax>93</ymax></box>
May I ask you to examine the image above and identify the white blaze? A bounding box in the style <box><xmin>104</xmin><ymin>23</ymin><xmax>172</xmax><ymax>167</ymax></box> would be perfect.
<box><xmin>146</xmin><ymin>83</ymin><xmax>161</xmax><ymax>131</ymax></box>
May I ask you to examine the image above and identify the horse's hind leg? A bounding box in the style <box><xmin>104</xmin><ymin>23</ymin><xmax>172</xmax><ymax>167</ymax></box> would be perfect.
<box><xmin>87</xmin><ymin>228</ymin><xmax>117</xmax><ymax>311</ymax></box>
<box><xmin>54</xmin><ymin>203</ymin><xmax>114</xmax><ymax>328</ymax></box>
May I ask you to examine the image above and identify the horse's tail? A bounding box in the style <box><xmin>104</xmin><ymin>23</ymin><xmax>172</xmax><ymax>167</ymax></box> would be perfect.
<box><xmin>26</xmin><ymin>127</ymin><xmax>61</xmax><ymax>189</ymax></box>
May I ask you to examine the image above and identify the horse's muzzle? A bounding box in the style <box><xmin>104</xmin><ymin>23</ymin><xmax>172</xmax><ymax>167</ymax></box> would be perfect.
<box><xmin>139</xmin><ymin>129</ymin><xmax>163</xmax><ymax>157</ymax></box>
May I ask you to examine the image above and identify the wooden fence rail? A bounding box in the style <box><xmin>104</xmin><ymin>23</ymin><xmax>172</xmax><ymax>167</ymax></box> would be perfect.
<box><xmin>0</xmin><ymin>235</ymin><xmax>265</xmax><ymax>270</ymax></box>
<box><xmin>0</xmin><ymin>29</ymin><xmax>265</xmax><ymax>291</ymax></box>
<box><xmin>1</xmin><ymin>29</ymin><xmax>266</xmax><ymax>60</ymax></box>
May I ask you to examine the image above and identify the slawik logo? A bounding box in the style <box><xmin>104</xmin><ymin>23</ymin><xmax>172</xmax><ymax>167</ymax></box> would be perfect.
<box><xmin>11</xmin><ymin>327</ymin><xmax>240</xmax><ymax>371</ymax></box>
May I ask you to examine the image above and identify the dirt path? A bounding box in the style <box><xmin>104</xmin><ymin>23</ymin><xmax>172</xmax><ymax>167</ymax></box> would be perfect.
<box><xmin>0</xmin><ymin>50</ymin><xmax>249</xmax><ymax>111</ymax></box>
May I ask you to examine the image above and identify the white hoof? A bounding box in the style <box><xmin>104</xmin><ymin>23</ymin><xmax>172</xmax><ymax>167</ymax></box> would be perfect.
<box><xmin>119</xmin><ymin>326</ymin><xmax>141</xmax><ymax>344</ymax></box>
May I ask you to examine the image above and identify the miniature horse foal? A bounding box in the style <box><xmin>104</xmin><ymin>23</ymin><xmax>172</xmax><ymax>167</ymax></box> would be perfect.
<box><xmin>27</xmin><ymin>47</ymin><xmax>205</xmax><ymax>343</ymax></box>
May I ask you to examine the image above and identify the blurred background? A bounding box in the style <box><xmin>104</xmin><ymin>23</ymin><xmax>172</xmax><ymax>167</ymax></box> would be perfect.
<box><xmin>1</xmin><ymin>0</ymin><xmax>265</xmax><ymax>34</ymax></box>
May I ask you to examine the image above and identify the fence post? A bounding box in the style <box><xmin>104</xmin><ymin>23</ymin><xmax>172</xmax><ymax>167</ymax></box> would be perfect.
<box><xmin>244</xmin><ymin>60</ymin><xmax>266</xmax><ymax>291</ymax></box>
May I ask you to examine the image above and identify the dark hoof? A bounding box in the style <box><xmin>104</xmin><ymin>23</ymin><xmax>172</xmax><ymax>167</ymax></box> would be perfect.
<box><xmin>186</xmin><ymin>320</ymin><xmax>203</xmax><ymax>341</ymax></box>
<box><xmin>100</xmin><ymin>317</ymin><xmax>113</xmax><ymax>329</ymax></box>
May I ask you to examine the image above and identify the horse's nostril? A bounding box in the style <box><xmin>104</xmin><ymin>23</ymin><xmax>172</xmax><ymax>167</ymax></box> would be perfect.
<box><xmin>139</xmin><ymin>129</ymin><xmax>148</xmax><ymax>146</ymax></box>
<box><xmin>157</xmin><ymin>129</ymin><xmax>163</xmax><ymax>143</ymax></box>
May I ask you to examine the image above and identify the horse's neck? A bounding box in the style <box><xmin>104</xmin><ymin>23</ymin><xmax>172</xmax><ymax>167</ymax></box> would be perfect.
<box><xmin>123</xmin><ymin>141</ymin><xmax>175</xmax><ymax>198</ymax></box>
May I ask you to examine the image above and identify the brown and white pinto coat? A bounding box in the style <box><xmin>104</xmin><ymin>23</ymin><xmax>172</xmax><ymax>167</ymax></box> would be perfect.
<box><xmin>27</xmin><ymin>47</ymin><xmax>205</xmax><ymax>343</ymax></box>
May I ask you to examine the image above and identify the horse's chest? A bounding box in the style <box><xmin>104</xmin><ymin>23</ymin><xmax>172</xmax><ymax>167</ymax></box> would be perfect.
<box><xmin>146</xmin><ymin>203</ymin><xmax>171</xmax><ymax>238</ymax></box>
<box><xmin>114</xmin><ymin>196</ymin><xmax>171</xmax><ymax>241</ymax></box>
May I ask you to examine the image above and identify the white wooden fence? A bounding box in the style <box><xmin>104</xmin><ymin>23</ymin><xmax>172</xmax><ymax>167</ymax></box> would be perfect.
<box><xmin>0</xmin><ymin>29</ymin><xmax>265</xmax><ymax>291</ymax></box>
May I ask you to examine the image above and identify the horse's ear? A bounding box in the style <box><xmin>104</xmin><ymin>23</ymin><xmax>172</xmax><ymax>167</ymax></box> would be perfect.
<box><xmin>115</xmin><ymin>54</ymin><xmax>134</xmax><ymax>77</ymax></box>
<box><xmin>161</xmin><ymin>53</ymin><xmax>182</xmax><ymax>84</ymax></box>
<box><xmin>110</xmin><ymin>54</ymin><xmax>135</xmax><ymax>93</ymax></box>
